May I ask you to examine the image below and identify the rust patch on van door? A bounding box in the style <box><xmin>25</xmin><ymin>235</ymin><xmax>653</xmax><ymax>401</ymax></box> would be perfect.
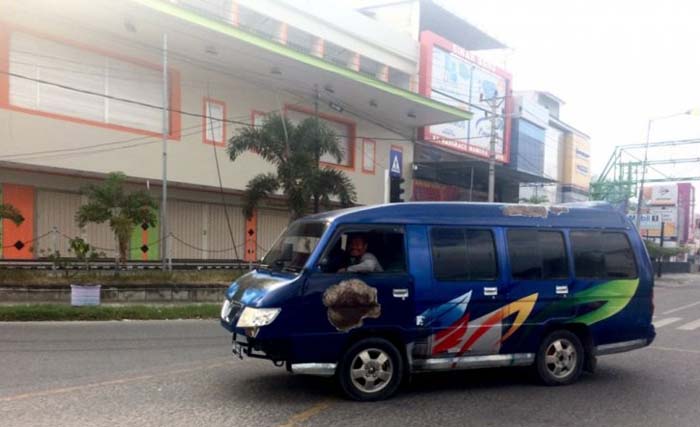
<box><xmin>322</xmin><ymin>279</ymin><xmax>381</xmax><ymax>332</ymax></box>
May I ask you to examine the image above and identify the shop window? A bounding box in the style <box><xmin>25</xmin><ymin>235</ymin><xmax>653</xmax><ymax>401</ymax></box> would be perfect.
<box><xmin>203</xmin><ymin>98</ymin><xmax>226</xmax><ymax>146</ymax></box>
<box><xmin>7</xmin><ymin>32</ymin><xmax>175</xmax><ymax>135</ymax></box>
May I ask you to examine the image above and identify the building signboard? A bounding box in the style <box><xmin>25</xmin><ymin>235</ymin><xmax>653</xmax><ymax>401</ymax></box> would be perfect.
<box><xmin>419</xmin><ymin>31</ymin><xmax>512</xmax><ymax>163</ymax></box>
<box><xmin>561</xmin><ymin>133</ymin><xmax>591</xmax><ymax>190</ymax></box>
<box><xmin>650</xmin><ymin>184</ymin><xmax>678</xmax><ymax>206</ymax></box>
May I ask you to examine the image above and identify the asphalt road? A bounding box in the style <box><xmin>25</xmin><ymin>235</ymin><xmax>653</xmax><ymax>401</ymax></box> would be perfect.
<box><xmin>2</xmin><ymin>276</ymin><xmax>700</xmax><ymax>427</ymax></box>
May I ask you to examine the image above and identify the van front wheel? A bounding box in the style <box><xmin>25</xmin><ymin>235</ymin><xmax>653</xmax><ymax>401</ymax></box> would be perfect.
<box><xmin>338</xmin><ymin>338</ymin><xmax>403</xmax><ymax>401</ymax></box>
<box><xmin>536</xmin><ymin>330</ymin><xmax>584</xmax><ymax>386</ymax></box>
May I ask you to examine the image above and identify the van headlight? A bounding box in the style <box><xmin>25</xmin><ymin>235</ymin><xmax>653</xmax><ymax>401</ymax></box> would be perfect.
<box><xmin>220</xmin><ymin>299</ymin><xmax>232</xmax><ymax>322</ymax></box>
<box><xmin>236</xmin><ymin>307</ymin><xmax>281</xmax><ymax>328</ymax></box>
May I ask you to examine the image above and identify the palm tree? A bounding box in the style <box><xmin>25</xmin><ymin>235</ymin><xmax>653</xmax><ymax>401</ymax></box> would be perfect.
<box><xmin>76</xmin><ymin>172</ymin><xmax>157</xmax><ymax>264</ymax></box>
<box><xmin>228</xmin><ymin>113</ymin><xmax>357</xmax><ymax>220</ymax></box>
<box><xmin>0</xmin><ymin>203</ymin><xmax>24</xmax><ymax>225</ymax></box>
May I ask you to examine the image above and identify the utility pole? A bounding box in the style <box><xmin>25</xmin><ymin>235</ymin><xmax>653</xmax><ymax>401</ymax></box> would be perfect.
<box><xmin>160</xmin><ymin>34</ymin><xmax>169</xmax><ymax>271</ymax></box>
<box><xmin>313</xmin><ymin>84</ymin><xmax>321</xmax><ymax>213</ymax></box>
<box><xmin>482</xmin><ymin>93</ymin><xmax>505</xmax><ymax>202</ymax></box>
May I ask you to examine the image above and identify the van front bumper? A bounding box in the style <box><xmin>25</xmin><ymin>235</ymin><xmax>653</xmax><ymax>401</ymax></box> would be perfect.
<box><xmin>228</xmin><ymin>331</ymin><xmax>292</xmax><ymax>363</ymax></box>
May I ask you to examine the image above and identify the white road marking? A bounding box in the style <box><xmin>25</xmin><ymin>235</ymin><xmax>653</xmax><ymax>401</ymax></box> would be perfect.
<box><xmin>651</xmin><ymin>346</ymin><xmax>700</xmax><ymax>355</ymax></box>
<box><xmin>677</xmin><ymin>319</ymin><xmax>700</xmax><ymax>331</ymax></box>
<box><xmin>653</xmin><ymin>317</ymin><xmax>683</xmax><ymax>328</ymax></box>
<box><xmin>662</xmin><ymin>300</ymin><xmax>700</xmax><ymax>315</ymax></box>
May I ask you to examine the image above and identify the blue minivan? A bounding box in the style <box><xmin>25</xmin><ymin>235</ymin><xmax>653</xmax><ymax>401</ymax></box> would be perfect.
<box><xmin>220</xmin><ymin>202</ymin><xmax>655</xmax><ymax>400</ymax></box>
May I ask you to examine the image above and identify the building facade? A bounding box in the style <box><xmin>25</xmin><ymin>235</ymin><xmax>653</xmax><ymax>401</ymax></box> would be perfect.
<box><xmin>0</xmin><ymin>0</ymin><xmax>591</xmax><ymax>262</ymax></box>
<box><xmin>513</xmin><ymin>91</ymin><xmax>592</xmax><ymax>204</ymax></box>
<box><xmin>0</xmin><ymin>0</ymin><xmax>471</xmax><ymax>261</ymax></box>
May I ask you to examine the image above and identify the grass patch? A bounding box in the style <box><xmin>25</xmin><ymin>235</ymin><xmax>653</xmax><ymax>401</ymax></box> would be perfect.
<box><xmin>0</xmin><ymin>269</ymin><xmax>244</xmax><ymax>286</ymax></box>
<box><xmin>0</xmin><ymin>304</ymin><xmax>220</xmax><ymax>321</ymax></box>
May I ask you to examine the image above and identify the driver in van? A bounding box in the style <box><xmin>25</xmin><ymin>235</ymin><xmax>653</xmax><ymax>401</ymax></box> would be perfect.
<box><xmin>338</xmin><ymin>234</ymin><xmax>383</xmax><ymax>273</ymax></box>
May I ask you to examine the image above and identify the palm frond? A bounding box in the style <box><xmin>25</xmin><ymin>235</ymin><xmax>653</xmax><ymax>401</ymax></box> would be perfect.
<box><xmin>228</xmin><ymin>114</ymin><xmax>293</xmax><ymax>166</ymax></box>
<box><xmin>0</xmin><ymin>203</ymin><xmax>24</xmax><ymax>225</ymax></box>
<box><xmin>294</xmin><ymin>117</ymin><xmax>344</xmax><ymax>164</ymax></box>
<box><xmin>243</xmin><ymin>173</ymin><xmax>281</xmax><ymax>219</ymax></box>
<box><xmin>316</xmin><ymin>168</ymin><xmax>357</xmax><ymax>209</ymax></box>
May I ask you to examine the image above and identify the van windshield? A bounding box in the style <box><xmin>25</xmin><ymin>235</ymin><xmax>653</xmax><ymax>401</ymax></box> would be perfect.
<box><xmin>261</xmin><ymin>221</ymin><xmax>327</xmax><ymax>273</ymax></box>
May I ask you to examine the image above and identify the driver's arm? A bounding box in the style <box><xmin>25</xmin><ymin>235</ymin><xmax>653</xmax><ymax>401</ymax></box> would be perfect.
<box><xmin>345</xmin><ymin>253</ymin><xmax>382</xmax><ymax>273</ymax></box>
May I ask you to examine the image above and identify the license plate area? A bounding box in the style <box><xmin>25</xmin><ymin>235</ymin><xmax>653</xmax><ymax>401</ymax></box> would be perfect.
<box><xmin>231</xmin><ymin>333</ymin><xmax>249</xmax><ymax>359</ymax></box>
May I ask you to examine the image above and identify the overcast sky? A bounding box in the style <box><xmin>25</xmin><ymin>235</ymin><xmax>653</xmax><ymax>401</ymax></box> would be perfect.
<box><xmin>451</xmin><ymin>0</ymin><xmax>700</xmax><ymax>178</ymax></box>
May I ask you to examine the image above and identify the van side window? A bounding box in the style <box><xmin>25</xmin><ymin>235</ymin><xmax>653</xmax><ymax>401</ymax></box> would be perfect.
<box><xmin>507</xmin><ymin>229</ymin><xmax>569</xmax><ymax>280</ymax></box>
<box><xmin>602</xmin><ymin>232</ymin><xmax>638</xmax><ymax>278</ymax></box>
<box><xmin>571</xmin><ymin>231</ymin><xmax>637</xmax><ymax>279</ymax></box>
<box><xmin>321</xmin><ymin>227</ymin><xmax>406</xmax><ymax>274</ymax></box>
<box><xmin>571</xmin><ymin>231</ymin><xmax>605</xmax><ymax>278</ymax></box>
<box><xmin>431</xmin><ymin>228</ymin><xmax>497</xmax><ymax>281</ymax></box>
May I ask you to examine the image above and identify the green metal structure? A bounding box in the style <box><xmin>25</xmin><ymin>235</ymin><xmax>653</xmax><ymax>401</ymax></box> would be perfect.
<box><xmin>590</xmin><ymin>139</ymin><xmax>700</xmax><ymax>207</ymax></box>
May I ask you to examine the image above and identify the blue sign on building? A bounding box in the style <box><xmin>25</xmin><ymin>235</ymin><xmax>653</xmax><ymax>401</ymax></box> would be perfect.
<box><xmin>389</xmin><ymin>148</ymin><xmax>402</xmax><ymax>177</ymax></box>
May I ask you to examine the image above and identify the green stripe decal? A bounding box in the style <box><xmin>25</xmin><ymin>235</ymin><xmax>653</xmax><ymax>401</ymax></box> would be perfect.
<box><xmin>571</xmin><ymin>279</ymin><xmax>640</xmax><ymax>326</ymax></box>
<box><xmin>133</xmin><ymin>0</ymin><xmax>473</xmax><ymax>121</ymax></box>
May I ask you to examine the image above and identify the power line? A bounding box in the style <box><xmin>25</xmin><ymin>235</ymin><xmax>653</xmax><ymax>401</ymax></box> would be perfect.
<box><xmin>2</xmin><ymin>67</ymin><xmax>503</xmax><ymax>148</ymax></box>
<box><xmin>206</xmin><ymin>81</ymin><xmax>240</xmax><ymax>260</ymax></box>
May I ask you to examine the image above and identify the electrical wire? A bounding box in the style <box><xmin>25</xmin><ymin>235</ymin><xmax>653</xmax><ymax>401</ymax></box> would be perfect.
<box><xmin>206</xmin><ymin>81</ymin><xmax>241</xmax><ymax>260</ymax></box>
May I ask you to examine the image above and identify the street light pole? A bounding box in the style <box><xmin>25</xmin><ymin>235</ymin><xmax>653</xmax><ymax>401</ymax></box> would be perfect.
<box><xmin>160</xmin><ymin>34</ymin><xmax>169</xmax><ymax>271</ymax></box>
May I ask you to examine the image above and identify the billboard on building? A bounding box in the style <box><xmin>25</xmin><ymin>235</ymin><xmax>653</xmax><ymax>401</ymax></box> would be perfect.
<box><xmin>649</xmin><ymin>184</ymin><xmax>678</xmax><ymax>206</ymax></box>
<box><xmin>635</xmin><ymin>183</ymin><xmax>695</xmax><ymax>244</ymax></box>
<box><xmin>419</xmin><ymin>31</ymin><xmax>512</xmax><ymax>163</ymax></box>
<box><xmin>632</xmin><ymin>208</ymin><xmax>678</xmax><ymax>239</ymax></box>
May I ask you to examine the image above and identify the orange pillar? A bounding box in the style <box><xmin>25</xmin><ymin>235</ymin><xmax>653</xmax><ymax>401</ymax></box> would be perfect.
<box><xmin>244</xmin><ymin>210</ymin><xmax>258</xmax><ymax>261</ymax></box>
<box><xmin>2</xmin><ymin>184</ymin><xmax>35</xmax><ymax>259</ymax></box>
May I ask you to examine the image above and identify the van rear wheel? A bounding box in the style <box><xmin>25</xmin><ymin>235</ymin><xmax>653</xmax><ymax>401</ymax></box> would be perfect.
<box><xmin>535</xmin><ymin>330</ymin><xmax>584</xmax><ymax>386</ymax></box>
<box><xmin>338</xmin><ymin>338</ymin><xmax>403</xmax><ymax>401</ymax></box>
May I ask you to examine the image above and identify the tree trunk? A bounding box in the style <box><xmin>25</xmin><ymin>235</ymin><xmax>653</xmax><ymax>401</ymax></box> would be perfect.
<box><xmin>118</xmin><ymin>235</ymin><xmax>129</xmax><ymax>267</ymax></box>
<box><xmin>313</xmin><ymin>194</ymin><xmax>320</xmax><ymax>213</ymax></box>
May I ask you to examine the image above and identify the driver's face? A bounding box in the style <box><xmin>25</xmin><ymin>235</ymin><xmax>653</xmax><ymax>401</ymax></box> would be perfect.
<box><xmin>348</xmin><ymin>237</ymin><xmax>367</xmax><ymax>258</ymax></box>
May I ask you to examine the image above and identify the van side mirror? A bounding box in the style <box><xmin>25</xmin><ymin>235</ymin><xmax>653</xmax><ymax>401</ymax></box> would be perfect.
<box><xmin>317</xmin><ymin>257</ymin><xmax>331</xmax><ymax>273</ymax></box>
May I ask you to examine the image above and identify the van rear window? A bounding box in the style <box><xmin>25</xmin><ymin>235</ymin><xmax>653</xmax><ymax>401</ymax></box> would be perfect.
<box><xmin>507</xmin><ymin>229</ymin><xmax>569</xmax><ymax>280</ymax></box>
<box><xmin>570</xmin><ymin>231</ymin><xmax>637</xmax><ymax>279</ymax></box>
<box><xmin>430</xmin><ymin>228</ymin><xmax>497</xmax><ymax>281</ymax></box>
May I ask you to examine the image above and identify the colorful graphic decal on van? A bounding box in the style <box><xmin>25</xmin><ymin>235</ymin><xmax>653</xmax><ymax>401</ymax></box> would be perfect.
<box><xmin>570</xmin><ymin>279</ymin><xmax>640</xmax><ymax>325</ymax></box>
<box><xmin>422</xmin><ymin>279</ymin><xmax>639</xmax><ymax>358</ymax></box>
<box><xmin>323</xmin><ymin>279</ymin><xmax>381</xmax><ymax>332</ymax></box>
<box><xmin>424</xmin><ymin>292</ymin><xmax>538</xmax><ymax>356</ymax></box>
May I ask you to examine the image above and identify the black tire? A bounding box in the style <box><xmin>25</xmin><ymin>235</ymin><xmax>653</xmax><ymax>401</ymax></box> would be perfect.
<box><xmin>535</xmin><ymin>330</ymin><xmax>584</xmax><ymax>386</ymax></box>
<box><xmin>337</xmin><ymin>337</ymin><xmax>403</xmax><ymax>401</ymax></box>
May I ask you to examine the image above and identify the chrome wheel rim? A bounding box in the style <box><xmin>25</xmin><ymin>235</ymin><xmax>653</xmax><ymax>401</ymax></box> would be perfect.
<box><xmin>545</xmin><ymin>338</ymin><xmax>577</xmax><ymax>379</ymax></box>
<box><xmin>350</xmin><ymin>348</ymin><xmax>393</xmax><ymax>394</ymax></box>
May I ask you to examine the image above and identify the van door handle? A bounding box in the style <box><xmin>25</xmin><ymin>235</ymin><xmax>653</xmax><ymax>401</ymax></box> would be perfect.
<box><xmin>484</xmin><ymin>287</ymin><xmax>498</xmax><ymax>297</ymax></box>
<box><xmin>555</xmin><ymin>285</ymin><xmax>569</xmax><ymax>296</ymax></box>
<box><xmin>393</xmin><ymin>288</ymin><xmax>409</xmax><ymax>300</ymax></box>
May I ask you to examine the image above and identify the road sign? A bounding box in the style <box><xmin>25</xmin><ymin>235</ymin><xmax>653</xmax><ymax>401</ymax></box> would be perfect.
<box><xmin>389</xmin><ymin>148</ymin><xmax>402</xmax><ymax>177</ymax></box>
